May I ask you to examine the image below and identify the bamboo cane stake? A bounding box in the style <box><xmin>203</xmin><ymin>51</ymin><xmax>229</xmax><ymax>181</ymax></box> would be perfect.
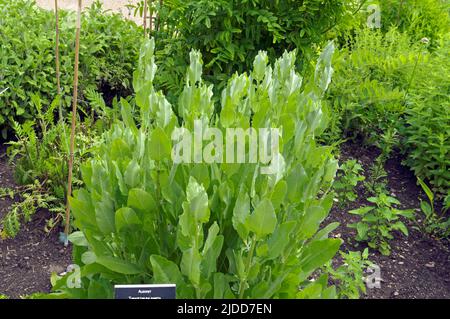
<box><xmin>149</xmin><ymin>0</ymin><xmax>153</xmax><ymax>32</ymax></box>
<box><xmin>157</xmin><ymin>0</ymin><xmax>163</xmax><ymax>31</ymax></box>
<box><xmin>143</xmin><ymin>0</ymin><xmax>148</xmax><ymax>36</ymax></box>
<box><xmin>54</xmin><ymin>0</ymin><xmax>61</xmax><ymax>95</ymax></box>
<box><xmin>64</xmin><ymin>0</ymin><xmax>82</xmax><ymax>244</ymax></box>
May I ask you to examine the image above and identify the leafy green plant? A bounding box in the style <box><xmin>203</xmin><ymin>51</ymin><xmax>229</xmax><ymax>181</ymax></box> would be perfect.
<box><xmin>326</xmin><ymin>28</ymin><xmax>423</xmax><ymax>144</ymax></box>
<box><xmin>378</xmin><ymin>0</ymin><xmax>450</xmax><ymax>47</ymax></box>
<box><xmin>403</xmin><ymin>35</ymin><xmax>450</xmax><ymax>195</ymax></box>
<box><xmin>0</xmin><ymin>0</ymin><xmax>142</xmax><ymax>135</ymax></box>
<box><xmin>334</xmin><ymin>159</ymin><xmax>365</xmax><ymax>205</ymax></box>
<box><xmin>324</xmin><ymin>248</ymin><xmax>373</xmax><ymax>299</ymax></box>
<box><xmin>349</xmin><ymin>193</ymin><xmax>414</xmax><ymax>255</ymax></box>
<box><xmin>414</xmin><ymin>178</ymin><xmax>450</xmax><ymax>239</ymax></box>
<box><xmin>7</xmin><ymin>94</ymin><xmax>102</xmax><ymax>201</ymax></box>
<box><xmin>364</xmin><ymin>156</ymin><xmax>388</xmax><ymax>196</ymax></box>
<box><xmin>49</xmin><ymin>38</ymin><xmax>342</xmax><ymax>299</ymax></box>
<box><xmin>0</xmin><ymin>182</ymin><xmax>61</xmax><ymax>239</ymax></box>
<box><xmin>4</xmin><ymin>91</ymin><xmax>112</xmax><ymax>237</ymax></box>
<box><xmin>139</xmin><ymin>0</ymin><xmax>358</xmax><ymax>99</ymax></box>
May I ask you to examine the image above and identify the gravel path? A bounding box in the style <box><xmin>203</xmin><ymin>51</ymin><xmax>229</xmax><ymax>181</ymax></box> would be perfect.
<box><xmin>36</xmin><ymin>0</ymin><xmax>141</xmax><ymax>23</ymax></box>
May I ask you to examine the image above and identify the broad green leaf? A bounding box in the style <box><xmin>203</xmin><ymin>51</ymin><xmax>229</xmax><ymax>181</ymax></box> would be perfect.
<box><xmin>68</xmin><ymin>231</ymin><xmax>88</xmax><ymax>247</ymax></box>
<box><xmin>246</xmin><ymin>198</ymin><xmax>277</xmax><ymax>239</ymax></box>
<box><xmin>232</xmin><ymin>189</ymin><xmax>250</xmax><ymax>240</ymax></box>
<box><xmin>181</xmin><ymin>248</ymin><xmax>201</xmax><ymax>286</ymax></box>
<box><xmin>312</xmin><ymin>222</ymin><xmax>339</xmax><ymax>241</ymax></box>
<box><xmin>299</xmin><ymin>239</ymin><xmax>341</xmax><ymax>274</ymax></box>
<box><xmin>213</xmin><ymin>273</ymin><xmax>235</xmax><ymax>299</ymax></box>
<box><xmin>96</xmin><ymin>256</ymin><xmax>142</xmax><ymax>275</ymax></box>
<box><xmin>150</xmin><ymin>255</ymin><xmax>184</xmax><ymax>285</ymax></box>
<box><xmin>183</xmin><ymin>176</ymin><xmax>210</xmax><ymax>223</ymax></box>
<box><xmin>127</xmin><ymin>188</ymin><xmax>157</xmax><ymax>213</ymax></box>
<box><xmin>267</xmin><ymin>221</ymin><xmax>296</xmax><ymax>259</ymax></box>
<box><xmin>149</xmin><ymin>127</ymin><xmax>172</xmax><ymax>161</ymax></box>
<box><xmin>297</xmin><ymin>206</ymin><xmax>327</xmax><ymax>240</ymax></box>
<box><xmin>95</xmin><ymin>198</ymin><xmax>115</xmax><ymax>235</ymax></box>
<box><xmin>124</xmin><ymin>160</ymin><xmax>142</xmax><ymax>188</ymax></box>
<box><xmin>120</xmin><ymin>98</ymin><xmax>137</xmax><ymax>133</ymax></box>
<box><xmin>115</xmin><ymin>207</ymin><xmax>140</xmax><ymax>233</ymax></box>
<box><xmin>81</xmin><ymin>251</ymin><xmax>97</xmax><ymax>265</ymax></box>
<box><xmin>348</xmin><ymin>206</ymin><xmax>374</xmax><ymax>215</ymax></box>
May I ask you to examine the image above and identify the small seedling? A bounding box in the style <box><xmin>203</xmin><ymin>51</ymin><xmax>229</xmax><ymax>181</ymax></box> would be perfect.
<box><xmin>334</xmin><ymin>159</ymin><xmax>365</xmax><ymax>205</ymax></box>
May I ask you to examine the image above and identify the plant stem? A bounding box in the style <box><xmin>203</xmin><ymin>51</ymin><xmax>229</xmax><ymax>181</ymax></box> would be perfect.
<box><xmin>404</xmin><ymin>50</ymin><xmax>422</xmax><ymax>105</ymax></box>
<box><xmin>238</xmin><ymin>237</ymin><xmax>257</xmax><ymax>298</ymax></box>
<box><xmin>64</xmin><ymin>0</ymin><xmax>82</xmax><ymax>243</ymax></box>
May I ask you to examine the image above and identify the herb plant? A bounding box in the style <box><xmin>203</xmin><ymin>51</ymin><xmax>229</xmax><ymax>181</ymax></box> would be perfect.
<box><xmin>348</xmin><ymin>193</ymin><xmax>414</xmax><ymax>256</ymax></box>
<box><xmin>415</xmin><ymin>178</ymin><xmax>450</xmax><ymax>239</ymax></box>
<box><xmin>0</xmin><ymin>182</ymin><xmax>61</xmax><ymax>239</ymax></box>
<box><xmin>145</xmin><ymin>0</ymin><xmax>356</xmax><ymax>98</ymax></box>
<box><xmin>50</xmin><ymin>38</ymin><xmax>342</xmax><ymax>299</ymax></box>
<box><xmin>334</xmin><ymin>159</ymin><xmax>365</xmax><ymax>205</ymax></box>
<box><xmin>324</xmin><ymin>248</ymin><xmax>373</xmax><ymax>299</ymax></box>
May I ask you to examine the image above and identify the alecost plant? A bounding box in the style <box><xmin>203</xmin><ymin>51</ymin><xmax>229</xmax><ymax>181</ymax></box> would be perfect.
<box><xmin>51</xmin><ymin>38</ymin><xmax>341</xmax><ymax>299</ymax></box>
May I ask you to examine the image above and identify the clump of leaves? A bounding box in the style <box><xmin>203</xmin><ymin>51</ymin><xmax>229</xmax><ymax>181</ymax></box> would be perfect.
<box><xmin>349</xmin><ymin>193</ymin><xmax>414</xmax><ymax>256</ymax></box>
<box><xmin>326</xmin><ymin>28</ymin><xmax>422</xmax><ymax>144</ymax></box>
<box><xmin>403</xmin><ymin>34</ymin><xmax>450</xmax><ymax>195</ymax></box>
<box><xmin>7</xmin><ymin>93</ymin><xmax>102</xmax><ymax>201</ymax></box>
<box><xmin>50</xmin><ymin>39</ymin><xmax>342</xmax><ymax>299</ymax></box>
<box><xmin>379</xmin><ymin>0</ymin><xmax>450</xmax><ymax>46</ymax></box>
<box><xmin>334</xmin><ymin>159</ymin><xmax>365</xmax><ymax>205</ymax></box>
<box><xmin>364</xmin><ymin>156</ymin><xmax>388</xmax><ymax>196</ymax></box>
<box><xmin>138</xmin><ymin>0</ymin><xmax>358</xmax><ymax>99</ymax></box>
<box><xmin>0</xmin><ymin>182</ymin><xmax>61</xmax><ymax>239</ymax></box>
<box><xmin>324</xmin><ymin>248</ymin><xmax>374</xmax><ymax>299</ymax></box>
<box><xmin>414</xmin><ymin>178</ymin><xmax>450</xmax><ymax>239</ymax></box>
<box><xmin>0</xmin><ymin>0</ymin><xmax>142</xmax><ymax>135</ymax></box>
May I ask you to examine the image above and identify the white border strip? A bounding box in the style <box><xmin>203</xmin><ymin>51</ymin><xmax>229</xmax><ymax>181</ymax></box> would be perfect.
<box><xmin>115</xmin><ymin>284</ymin><xmax>176</xmax><ymax>288</ymax></box>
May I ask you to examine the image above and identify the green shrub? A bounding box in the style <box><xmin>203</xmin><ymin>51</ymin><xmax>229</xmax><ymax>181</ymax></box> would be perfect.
<box><xmin>0</xmin><ymin>0</ymin><xmax>141</xmax><ymax>135</ymax></box>
<box><xmin>378</xmin><ymin>0</ymin><xmax>450</xmax><ymax>46</ymax></box>
<box><xmin>403</xmin><ymin>35</ymin><xmax>450</xmax><ymax>194</ymax></box>
<box><xmin>147</xmin><ymin>0</ymin><xmax>355</xmax><ymax>99</ymax></box>
<box><xmin>50</xmin><ymin>38</ymin><xmax>342</xmax><ymax>299</ymax></box>
<box><xmin>325</xmin><ymin>28</ymin><xmax>424</xmax><ymax>144</ymax></box>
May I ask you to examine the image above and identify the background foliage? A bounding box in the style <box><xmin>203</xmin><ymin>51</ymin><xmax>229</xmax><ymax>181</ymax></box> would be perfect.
<box><xmin>0</xmin><ymin>0</ymin><xmax>142</xmax><ymax>135</ymax></box>
<box><xmin>147</xmin><ymin>0</ymin><xmax>356</xmax><ymax>100</ymax></box>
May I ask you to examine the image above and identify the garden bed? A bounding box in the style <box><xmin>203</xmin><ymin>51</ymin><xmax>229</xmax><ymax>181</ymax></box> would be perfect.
<box><xmin>327</xmin><ymin>142</ymin><xmax>450</xmax><ymax>299</ymax></box>
<box><xmin>1</xmin><ymin>142</ymin><xmax>449</xmax><ymax>298</ymax></box>
<box><xmin>0</xmin><ymin>145</ymin><xmax>72</xmax><ymax>298</ymax></box>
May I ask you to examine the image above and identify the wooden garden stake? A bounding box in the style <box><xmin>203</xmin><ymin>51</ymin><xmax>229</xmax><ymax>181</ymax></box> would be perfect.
<box><xmin>54</xmin><ymin>0</ymin><xmax>60</xmax><ymax>95</ymax></box>
<box><xmin>143</xmin><ymin>0</ymin><xmax>148</xmax><ymax>36</ymax></box>
<box><xmin>149</xmin><ymin>0</ymin><xmax>153</xmax><ymax>32</ymax></box>
<box><xmin>64</xmin><ymin>0</ymin><xmax>82</xmax><ymax>244</ymax></box>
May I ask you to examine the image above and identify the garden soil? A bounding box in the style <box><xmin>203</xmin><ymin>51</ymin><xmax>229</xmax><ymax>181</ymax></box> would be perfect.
<box><xmin>0</xmin><ymin>144</ymin><xmax>72</xmax><ymax>298</ymax></box>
